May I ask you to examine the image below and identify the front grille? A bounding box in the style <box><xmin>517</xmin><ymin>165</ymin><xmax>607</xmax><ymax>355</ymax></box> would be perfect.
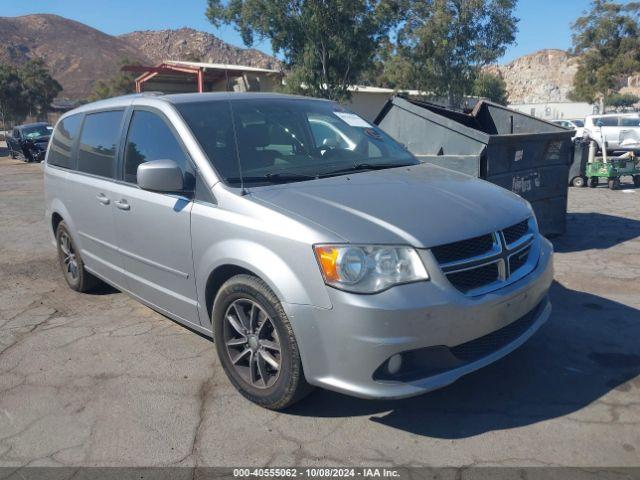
<box><xmin>509</xmin><ymin>246</ymin><xmax>531</xmax><ymax>273</ymax></box>
<box><xmin>446</xmin><ymin>263</ymin><xmax>500</xmax><ymax>293</ymax></box>
<box><xmin>431</xmin><ymin>217</ymin><xmax>536</xmax><ymax>295</ymax></box>
<box><xmin>430</xmin><ymin>234</ymin><xmax>494</xmax><ymax>264</ymax></box>
<box><xmin>450</xmin><ymin>300</ymin><xmax>543</xmax><ymax>361</ymax></box>
<box><xmin>503</xmin><ymin>219</ymin><xmax>529</xmax><ymax>245</ymax></box>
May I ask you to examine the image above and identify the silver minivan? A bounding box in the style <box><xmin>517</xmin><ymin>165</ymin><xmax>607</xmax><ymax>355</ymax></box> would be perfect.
<box><xmin>44</xmin><ymin>93</ymin><xmax>553</xmax><ymax>410</ymax></box>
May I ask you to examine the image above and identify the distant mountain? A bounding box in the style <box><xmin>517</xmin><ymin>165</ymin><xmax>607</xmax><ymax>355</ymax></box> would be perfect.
<box><xmin>0</xmin><ymin>14</ymin><xmax>147</xmax><ymax>100</ymax></box>
<box><xmin>120</xmin><ymin>28</ymin><xmax>279</xmax><ymax>70</ymax></box>
<box><xmin>0</xmin><ymin>14</ymin><xmax>279</xmax><ymax>100</ymax></box>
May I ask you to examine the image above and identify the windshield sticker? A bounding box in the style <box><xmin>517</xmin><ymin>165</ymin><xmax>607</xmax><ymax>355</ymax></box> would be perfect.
<box><xmin>333</xmin><ymin>112</ymin><xmax>372</xmax><ymax>128</ymax></box>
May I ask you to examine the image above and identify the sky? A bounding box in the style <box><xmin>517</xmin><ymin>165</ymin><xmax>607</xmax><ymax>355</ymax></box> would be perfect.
<box><xmin>0</xmin><ymin>0</ymin><xmax>633</xmax><ymax>64</ymax></box>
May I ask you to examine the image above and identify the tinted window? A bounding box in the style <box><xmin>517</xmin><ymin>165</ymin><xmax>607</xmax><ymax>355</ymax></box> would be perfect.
<box><xmin>594</xmin><ymin>117</ymin><xmax>618</xmax><ymax>127</ymax></box>
<box><xmin>123</xmin><ymin>110</ymin><xmax>191</xmax><ymax>184</ymax></box>
<box><xmin>174</xmin><ymin>100</ymin><xmax>238</xmax><ymax>181</ymax></box>
<box><xmin>48</xmin><ymin>114</ymin><xmax>83</xmax><ymax>169</ymax></box>
<box><xmin>572</xmin><ymin>120</ymin><xmax>584</xmax><ymax>127</ymax></box>
<box><xmin>620</xmin><ymin>117</ymin><xmax>640</xmax><ymax>127</ymax></box>
<box><xmin>77</xmin><ymin>110</ymin><xmax>124</xmax><ymax>178</ymax></box>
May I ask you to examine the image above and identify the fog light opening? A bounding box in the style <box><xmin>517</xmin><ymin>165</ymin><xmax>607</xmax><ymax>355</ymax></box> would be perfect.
<box><xmin>387</xmin><ymin>354</ymin><xmax>403</xmax><ymax>375</ymax></box>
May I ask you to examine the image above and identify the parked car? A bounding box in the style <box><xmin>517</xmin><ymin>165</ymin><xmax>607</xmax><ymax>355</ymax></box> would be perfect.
<box><xmin>6</xmin><ymin>122</ymin><xmax>53</xmax><ymax>162</ymax></box>
<box><xmin>44</xmin><ymin>93</ymin><xmax>554</xmax><ymax>410</ymax></box>
<box><xmin>551</xmin><ymin>119</ymin><xmax>585</xmax><ymax>139</ymax></box>
<box><xmin>584</xmin><ymin>113</ymin><xmax>640</xmax><ymax>153</ymax></box>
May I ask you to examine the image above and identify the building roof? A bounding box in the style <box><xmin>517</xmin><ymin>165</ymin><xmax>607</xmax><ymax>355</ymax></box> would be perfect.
<box><xmin>163</xmin><ymin>60</ymin><xmax>281</xmax><ymax>74</ymax></box>
<box><xmin>347</xmin><ymin>85</ymin><xmax>424</xmax><ymax>96</ymax></box>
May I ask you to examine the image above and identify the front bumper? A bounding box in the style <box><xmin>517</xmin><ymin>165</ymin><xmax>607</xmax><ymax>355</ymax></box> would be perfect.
<box><xmin>284</xmin><ymin>236</ymin><xmax>554</xmax><ymax>399</ymax></box>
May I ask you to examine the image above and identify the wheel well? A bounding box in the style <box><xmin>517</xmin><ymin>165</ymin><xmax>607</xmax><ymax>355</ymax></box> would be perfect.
<box><xmin>51</xmin><ymin>212</ymin><xmax>63</xmax><ymax>236</ymax></box>
<box><xmin>205</xmin><ymin>265</ymin><xmax>254</xmax><ymax>320</ymax></box>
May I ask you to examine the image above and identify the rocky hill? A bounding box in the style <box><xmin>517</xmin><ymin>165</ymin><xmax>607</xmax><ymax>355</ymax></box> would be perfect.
<box><xmin>486</xmin><ymin>49</ymin><xmax>579</xmax><ymax>104</ymax></box>
<box><xmin>0</xmin><ymin>14</ymin><xmax>279</xmax><ymax>100</ymax></box>
<box><xmin>120</xmin><ymin>28</ymin><xmax>279</xmax><ymax>70</ymax></box>
<box><xmin>0</xmin><ymin>14</ymin><xmax>147</xmax><ymax>100</ymax></box>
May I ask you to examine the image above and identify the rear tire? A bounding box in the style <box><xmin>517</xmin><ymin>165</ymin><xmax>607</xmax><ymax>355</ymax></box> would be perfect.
<box><xmin>633</xmin><ymin>175</ymin><xmax>640</xmax><ymax>187</ymax></box>
<box><xmin>56</xmin><ymin>221</ymin><xmax>100</xmax><ymax>292</ymax></box>
<box><xmin>212</xmin><ymin>274</ymin><xmax>313</xmax><ymax>410</ymax></box>
<box><xmin>571</xmin><ymin>176</ymin><xmax>586</xmax><ymax>188</ymax></box>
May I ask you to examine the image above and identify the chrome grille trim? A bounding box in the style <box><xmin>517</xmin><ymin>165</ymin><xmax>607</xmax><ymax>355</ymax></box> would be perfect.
<box><xmin>431</xmin><ymin>217</ymin><xmax>538</xmax><ymax>296</ymax></box>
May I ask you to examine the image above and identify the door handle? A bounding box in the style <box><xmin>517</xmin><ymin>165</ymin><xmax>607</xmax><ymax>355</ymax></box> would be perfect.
<box><xmin>114</xmin><ymin>199</ymin><xmax>130</xmax><ymax>211</ymax></box>
<box><xmin>96</xmin><ymin>193</ymin><xmax>110</xmax><ymax>205</ymax></box>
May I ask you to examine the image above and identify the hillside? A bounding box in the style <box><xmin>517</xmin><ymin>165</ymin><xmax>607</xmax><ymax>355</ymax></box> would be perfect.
<box><xmin>0</xmin><ymin>14</ymin><xmax>279</xmax><ymax>100</ymax></box>
<box><xmin>0</xmin><ymin>14</ymin><xmax>148</xmax><ymax>100</ymax></box>
<box><xmin>486</xmin><ymin>49</ymin><xmax>579</xmax><ymax>104</ymax></box>
<box><xmin>120</xmin><ymin>28</ymin><xmax>279</xmax><ymax>70</ymax></box>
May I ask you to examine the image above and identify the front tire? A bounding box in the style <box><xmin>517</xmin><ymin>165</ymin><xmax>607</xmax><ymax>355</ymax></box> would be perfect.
<box><xmin>56</xmin><ymin>221</ymin><xmax>99</xmax><ymax>292</ymax></box>
<box><xmin>212</xmin><ymin>274</ymin><xmax>313</xmax><ymax>410</ymax></box>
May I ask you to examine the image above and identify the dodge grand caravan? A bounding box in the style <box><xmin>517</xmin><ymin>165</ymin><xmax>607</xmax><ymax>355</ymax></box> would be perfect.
<box><xmin>44</xmin><ymin>93</ymin><xmax>553</xmax><ymax>410</ymax></box>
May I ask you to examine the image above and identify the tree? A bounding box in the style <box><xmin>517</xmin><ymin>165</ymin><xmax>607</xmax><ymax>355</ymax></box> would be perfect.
<box><xmin>0</xmin><ymin>59</ymin><xmax>60</xmax><ymax>126</ymax></box>
<box><xmin>570</xmin><ymin>0</ymin><xmax>640</xmax><ymax>106</ymax></box>
<box><xmin>472</xmin><ymin>72</ymin><xmax>509</xmax><ymax>105</ymax></box>
<box><xmin>206</xmin><ymin>0</ymin><xmax>399</xmax><ymax>102</ymax></box>
<box><xmin>19</xmin><ymin>58</ymin><xmax>62</xmax><ymax>118</ymax></box>
<box><xmin>605</xmin><ymin>92</ymin><xmax>640</xmax><ymax>108</ymax></box>
<box><xmin>0</xmin><ymin>64</ymin><xmax>26</xmax><ymax>126</ymax></box>
<box><xmin>390</xmin><ymin>0</ymin><xmax>518</xmax><ymax>107</ymax></box>
<box><xmin>91</xmin><ymin>58</ymin><xmax>140</xmax><ymax>101</ymax></box>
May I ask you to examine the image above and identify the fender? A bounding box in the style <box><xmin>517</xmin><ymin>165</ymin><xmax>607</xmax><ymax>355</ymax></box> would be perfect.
<box><xmin>195</xmin><ymin>238</ymin><xmax>333</xmax><ymax>327</ymax></box>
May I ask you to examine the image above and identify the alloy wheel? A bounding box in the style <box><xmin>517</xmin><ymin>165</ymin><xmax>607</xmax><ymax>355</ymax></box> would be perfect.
<box><xmin>223</xmin><ymin>299</ymin><xmax>282</xmax><ymax>389</ymax></box>
<box><xmin>59</xmin><ymin>232</ymin><xmax>79</xmax><ymax>282</ymax></box>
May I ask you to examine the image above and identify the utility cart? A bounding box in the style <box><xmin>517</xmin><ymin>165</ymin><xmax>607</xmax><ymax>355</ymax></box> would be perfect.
<box><xmin>586</xmin><ymin>152</ymin><xmax>640</xmax><ymax>189</ymax></box>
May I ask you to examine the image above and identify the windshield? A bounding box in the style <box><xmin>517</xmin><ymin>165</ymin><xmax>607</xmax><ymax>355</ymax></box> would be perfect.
<box><xmin>572</xmin><ymin>120</ymin><xmax>584</xmax><ymax>127</ymax></box>
<box><xmin>176</xmin><ymin>98</ymin><xmax>418</xmax><ymax>187</ymax></box>
<box><xmin>22</xmin><ymin>125</ymin><xmax>51</xmax><ymax>140</ymax></box>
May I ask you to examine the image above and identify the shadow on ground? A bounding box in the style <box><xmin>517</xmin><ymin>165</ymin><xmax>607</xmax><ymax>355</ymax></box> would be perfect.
<box><xmin>288</xmin><ymin>281</ymin><xmax>640</xmax><ymax>439</ymax></box>
<box><xmin>553</xmin><ymin>212</ymin><xmax>640</xmax><ymax>253</ymax></box>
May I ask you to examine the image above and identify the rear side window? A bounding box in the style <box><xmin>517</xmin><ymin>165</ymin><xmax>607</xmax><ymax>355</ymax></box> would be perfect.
<box><xmin>77</xmin><ymin>110</ymin><xmax>124</xmax><ymax>178</ymax></box>
<box><xmin>123</xmin><ymin>110</ymin><xmax>191</xmax><ymax>184</ymax></box>
<box><xmin>620</xmin><ymin>117</ymin><xmax>640</xmax><ymax>127</ymax></box>
<box><xmin>48</xmin><ymin>114</ymin><xmax>82</xmax><ymax>168</ymax></box>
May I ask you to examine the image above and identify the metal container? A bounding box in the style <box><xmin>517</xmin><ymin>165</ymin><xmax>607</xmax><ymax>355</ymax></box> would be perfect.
<box><xmin>568</xmin><ymin>137</ymin><xmax>591</xmax><ymax>187</ymax></box>
<box><xmin>374</xmin><ymin>96</ymin><xmax>574</xmax><ymax>236</ymax></box>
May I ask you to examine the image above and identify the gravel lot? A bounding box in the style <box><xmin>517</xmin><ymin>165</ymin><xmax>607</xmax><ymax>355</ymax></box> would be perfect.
<box><xmin>1</xmin><ymin>146</ymin><xmax>639</xmax><ymax>468</ymax></box>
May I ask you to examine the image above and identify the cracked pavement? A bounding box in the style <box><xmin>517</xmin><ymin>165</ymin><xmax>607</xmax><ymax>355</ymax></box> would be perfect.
<box><xmin>0</xmin><ymin>151</ymin><xmax>639</xmax><ymax>467</ymax></box>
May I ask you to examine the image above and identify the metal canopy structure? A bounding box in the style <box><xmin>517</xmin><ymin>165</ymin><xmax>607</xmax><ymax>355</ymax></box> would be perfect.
<box><xmin>121</xmin><ymin>61</ymin><xmax>283</xmax><ymax>94</ymax></box>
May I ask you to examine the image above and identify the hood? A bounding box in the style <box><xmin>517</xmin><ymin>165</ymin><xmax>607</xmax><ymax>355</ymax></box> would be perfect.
<box><xmin>26</xmin><ymin>136</ymin><xmax>51</xmax><ymax>149</ymax></box>
<box><xmin>249</xmin><ymin>163</ymin><xmax>532</xmax><ymax>248</ymax></box>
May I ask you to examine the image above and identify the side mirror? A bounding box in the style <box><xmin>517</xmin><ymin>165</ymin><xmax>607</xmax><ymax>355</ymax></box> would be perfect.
<box><xmin>137</xmin><ymin>159</ymin><xmax>185</xmax><ymax>193</ymax></box>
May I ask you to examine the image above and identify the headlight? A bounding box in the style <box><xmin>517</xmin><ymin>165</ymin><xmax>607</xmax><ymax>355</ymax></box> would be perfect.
<box><xmin>313</xmin><ymin>244</ymin><xmax>429</xmax><ymax>293</ymax></box>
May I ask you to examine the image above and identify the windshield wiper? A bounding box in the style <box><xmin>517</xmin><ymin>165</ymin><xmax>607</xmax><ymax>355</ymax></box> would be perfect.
<box><xmin>226</xmin><ymin>171</ymin><xmax>318</xmax><ymax>186</ymax></box>
<box><xmin>318</xmin><ymin>162</ymin><xmax>416</xmax><ymax>177</ymax></box>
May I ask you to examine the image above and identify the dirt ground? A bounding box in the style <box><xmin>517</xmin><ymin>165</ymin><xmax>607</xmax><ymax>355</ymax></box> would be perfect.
<box><xmin>1</xmin><ymin>147</ymin><xmax>639</xmax><ymax>468</ymax></box>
